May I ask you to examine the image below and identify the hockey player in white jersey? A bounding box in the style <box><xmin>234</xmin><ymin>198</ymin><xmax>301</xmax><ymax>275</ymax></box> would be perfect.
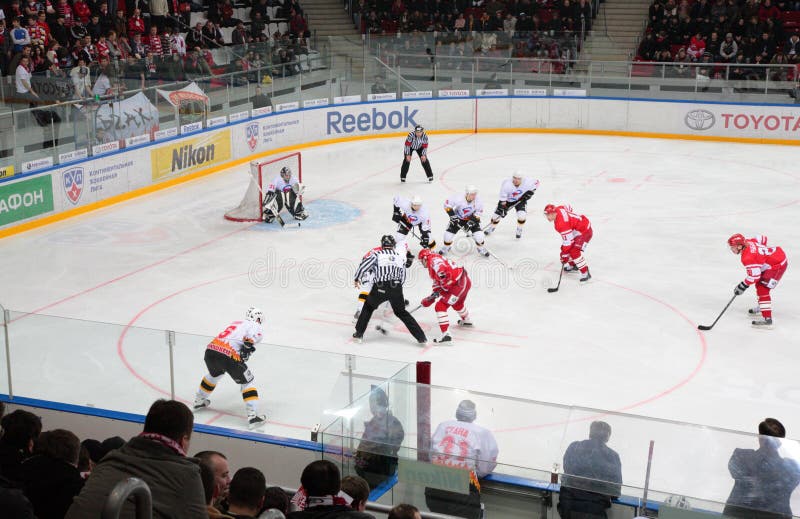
<box><xmin>263</xmin><ymin>166</ymin><xmax>308</xmax><ymax>223</ymax></box>
<box><xmin>484</xmin><ymin>172</ymin><xmax>539</xmax><ymax>239</ymax></box>
<box><xmin>194</xmin><ymin>307</ymin><xmax>267</xmax><ymax>429</ymax></box>
<box><xmin>392</xmin><ymin>194</ymin><xmax>436</xmax><ymax>250</ymax></box>
<box><xmin>439</xmin><ymin>185</ymin><xmax>489</xmax><ymax>257</ymax></box>
<box><xmin>425</xmin><ymin>400</ymin><xmax>499</xmax><ymax>519</ymax></box>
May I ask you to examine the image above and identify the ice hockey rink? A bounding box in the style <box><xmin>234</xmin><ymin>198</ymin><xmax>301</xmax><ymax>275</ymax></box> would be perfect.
<box><xmin>2</xmin><ymin>133</ymin><xmax>800</xmax><ymax>493</ymax></box>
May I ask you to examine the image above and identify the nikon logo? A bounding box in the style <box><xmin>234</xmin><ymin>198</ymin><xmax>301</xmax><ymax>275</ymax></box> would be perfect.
<box><xmin>171</xmin><ymin>143</ymin><xmax>215</xmax><ymax>172</ymax></box>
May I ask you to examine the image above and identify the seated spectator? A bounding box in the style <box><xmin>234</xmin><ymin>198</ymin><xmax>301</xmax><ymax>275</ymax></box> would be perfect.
<box><xmin>227</xmin><ymin>467</ymin><xmax>267</xmax><ymax>519</ymax></box>
<box><xmin>759</xmin><ymin>0</ymin><xmax>781</xmax><ymax>21</ymax></box>
<box><xmin>232</xmin><ymin>21</ymin><xmax>252</xmax><ymax>45</ymax></box>
<box><xmin>65</xmin><ymin>399</ymin><xmax>206</xmax><ymax>519</ymax></box>
<box><xmin>687</xmin><ymin>31</ymin><xmax>706</xmax><ymax>59</ymax></box>
<box><xmin>558</xmin><ymin>421</ymin><xmax>622</xmax><ymax>519</ymax></box>
<box><xmin>202</xmin><ymin>20</ymin><xmax>225</xmax><ymax>48</ymax></box>
<box><xmin>340</xmin><ymin>476</ymin><xmax>370</xmax><ymax>513</ymax></box>
<box><xmin>70</xmin><ymin>58</ymin><xmax>91</xmax><ymax>98</ymax></box>
<box><xmin>199</xmin><ymin>458</ymin><xmax>228</xmax><ymax>519</ymax></box>
<box><xmin>290</xmin><ymin>11</ymin><xmax>308</xmax><ymax>38</ymax></box>
<box><xmin>388</xmin><ymin>504</ymin><xmax>421</xmax><ymax>519</ymax></box>
<box><xmin>195</xmin><ymin>450</ymin><xmax>231</xmax><ymax>508</ymax></box>
<box><xmin>672</xmin><ymin>47</ymin><xmax>693</xmax><ymax>77</ymax></box>
<box><xmin>113</xmin><ymin>9</ymin><xmax>127</xmax><ymax>37</ymax></box>
<box><xmin>724</xmin><ymin>418</ymin><xmax>800</xmax><ymax>518</ymax></box>
<box><xmin>19</xmin><ymin>429</ymin><xmax>84</xmax><ymax>519</ymax></box>
<box><xmin>220</xmin><ymin>0</ymin><xmax>241</xmax><ymax>27</ymax></box>
<box><xmin>720</xmin><ymin>32</ymin><xmax>738</xmax><ymax>61</ymax></box>
<box><xmin>78</xmin><ymin>438</ymin><xmax>103</xmax><ymax>478</ymax></box>
<box><xmin>787</xmin><ymin>33</ymin><xmax>800</xmax><ymax>63</ymax></box>
<box><xmin>287</xmin><ymin>460</ymin><xmax>374</xmax><ymax>518</ymax></box>
<box><xmin>759</xmin><ymin>31</ymin><xmax>776</xmax><ymax>61</ymax></box>
<box><xmin>263</xmin><ymin>486</ymin><xmax>290</xmax><ymax>516</ymax></box>
<box><xmin>0</xmin><ymin>410</ymin><xmax>42</xmax><ymax>485</ymax></box>
<box><xmin>187</xmin><ymin>21</ymin><xmax>204</xmax><ymax>48</ymax></box>
<box><xmin>770</xmin><ymin>50</ymin><xmax>790</xmax><ymax>80</ymax></box>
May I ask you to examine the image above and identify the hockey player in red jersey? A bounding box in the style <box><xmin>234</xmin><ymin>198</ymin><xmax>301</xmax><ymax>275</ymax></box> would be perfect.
<box><xmin>729</xmin><ymin>233</ymin><xmax>788</xmax><ymax>328</ymax></box>
<box><xmin>544</xmin><ymin>204</ymin><xmax>593</xmax><ymax>282</ymax></box>
<box><xmin>418</xmin><ymin>249</ymin><xmax>473</xmax><ymax>343</ymax></box>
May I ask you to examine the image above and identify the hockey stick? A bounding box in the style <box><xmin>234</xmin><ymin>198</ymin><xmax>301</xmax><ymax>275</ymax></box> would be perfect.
<box><xmin>408</xmin><ymin>304</ymin><xmax>423</xmax><ymax>314</ymax></box>
<box><xmin>698</xmin><ymin>294</ymin><xmax>737</xmax><ymax>331</ymax></box>
<box><xmin>487</xmin><ymin>249</ymin><xmax>513</xmax><ymax>270</ymax></box>
<box><xmin>547</xmin><ymin>266</ymin><xmax>564</xmax><ymax>293</ymax></box>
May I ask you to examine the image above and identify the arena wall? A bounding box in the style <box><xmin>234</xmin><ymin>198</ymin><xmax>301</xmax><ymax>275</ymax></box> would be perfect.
<box><xmin>1</xmin><ymin>95</ymin><xmax>798</xmax><ymax>237</ymax></box>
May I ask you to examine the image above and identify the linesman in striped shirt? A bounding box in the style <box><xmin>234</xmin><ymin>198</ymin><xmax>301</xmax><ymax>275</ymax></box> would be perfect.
<box><xmin>353</xmin><ymin>235</ymin><xmax>428</xmax><ymax>344</ymax></box>
<box><xmin>401</xmin><ymin>125</ymin><xmax>434</xmax><ymax>183</ymax></box>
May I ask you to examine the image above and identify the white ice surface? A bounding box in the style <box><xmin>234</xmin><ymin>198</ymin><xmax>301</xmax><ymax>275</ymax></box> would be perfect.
<box><xmin>2</xmin><ymin>133</ymin><xmax>800</xmax><ymax>503</ymax></box>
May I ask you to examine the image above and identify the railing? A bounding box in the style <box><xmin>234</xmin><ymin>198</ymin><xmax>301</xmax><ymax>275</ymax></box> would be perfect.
<box><xmin>0</xmin><ymin>35</ymin><xmax>797</xmax><ymax>178</ymax></box>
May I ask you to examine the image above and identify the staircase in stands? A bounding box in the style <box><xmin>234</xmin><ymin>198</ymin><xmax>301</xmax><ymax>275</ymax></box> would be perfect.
<box><xmin>580</xmin><ymin>0</ymin><xmax>652</xmax><ymax>63</ymax></box>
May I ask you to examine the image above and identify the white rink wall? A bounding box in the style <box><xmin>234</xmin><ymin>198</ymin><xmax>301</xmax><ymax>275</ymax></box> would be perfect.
<box><xmin>0</xmin><ymin>95</ymin><xmax>798</xmax><ymax>232</ymax></box>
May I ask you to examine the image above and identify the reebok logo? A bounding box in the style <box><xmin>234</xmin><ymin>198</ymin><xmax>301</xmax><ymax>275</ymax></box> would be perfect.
<box><xmin>327</xmin><ymin>106</ymin><xmax>418</xmax><ymax>134</ymax></box>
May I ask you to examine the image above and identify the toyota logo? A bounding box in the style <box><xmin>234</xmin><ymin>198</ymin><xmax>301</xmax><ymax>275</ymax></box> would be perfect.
<box><xmin>685</xmin><ymin>109</ymin><xmax>716</xmax><ymax>131</ymax></box>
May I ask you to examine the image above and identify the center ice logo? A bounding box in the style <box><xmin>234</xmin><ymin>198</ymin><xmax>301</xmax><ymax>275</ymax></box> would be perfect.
<box><xmin>246</xmin><ymin>123</ymin><xmax>259</xmax><ymax>152</ymax></box>
<box><xmin>63</xmin><ymin>167</ymin><xmax>84</xmax><ymax>205</ymax></box>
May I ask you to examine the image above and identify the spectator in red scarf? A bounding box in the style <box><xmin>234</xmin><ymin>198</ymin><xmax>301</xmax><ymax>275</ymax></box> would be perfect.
<box><xmin>146</xmin><ymin>25</ymin><xmax>163</xmax><ymax>56</ymax></box>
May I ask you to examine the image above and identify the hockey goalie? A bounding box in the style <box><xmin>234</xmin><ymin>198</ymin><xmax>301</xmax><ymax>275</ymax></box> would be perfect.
<box><xmin>263</xmin><ymin>166</ymin><xmax>308</xmax><ymax>223</ymax></box>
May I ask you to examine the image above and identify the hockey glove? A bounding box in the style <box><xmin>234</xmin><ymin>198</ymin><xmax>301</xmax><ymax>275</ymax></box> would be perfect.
<box><xmin>734</xmin><ymin>282</ymin><xmax>749</xmax><ymax>296</ymax></box>
<box><xmin>398</xmin><ymin>217</ymin><xmax>412</xmax><ymax>233</ymax></box>
<box><xmin>421</xmin><ymin>294</ymin><xmax>438</xmax><ymax>307</ymax></box>
<box><xmin>420</xmin><ymin>231</ymin><xmax>431</xmax><ymax>248</ymax></box>
<box><xmin>495</xmin><ymin>202</ymin><xmax>508</xmax><ymax>218</ymax></box>
<box><xmin>560</xmin><ymin>252</ymin><xmax>571</xmax><ymax>264</ymax></box>
<box><xmin>392</xmin><ymin>205</ymin><xmax>402</xmax><ymax>223</ymax></box>
<box><xmin>240</xmin><ymin>343</ymin><xmax>256</xmax><ymax>362</ymax></box>
<box><xmin>449</xmin><ymin>214</ymin><xmax>461</xmax><ymax>227</ymax></box>
<box><xmin>405</xmin><ymin>251</ymin><xmax>414</xmax><ymax>268</ymax></box>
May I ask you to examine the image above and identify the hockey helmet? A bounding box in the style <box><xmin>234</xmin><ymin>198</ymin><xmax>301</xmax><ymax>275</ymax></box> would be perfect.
<box><xmin>246</xmin><ymin>306</ymin><xmax>263</xmax><ymax>323</ymax></box>
<box><xmin>381</xmin><ymin>234</ymin><xmax>396</xmax><ymax>249</ymax></box>
<box><xmin>543</xmin><ymin>204</ymin><xmax>557</xmax><ymax>215</ymax></box>
<box><xmin>410</xmin><ymin>195</ymin><xmax>423</xmax><ymax>210</ymax></box>
<box><xmin>418</xmin><ymin>248</ymin><xmax>433</xmax><ymax>266</ymax></box>
<box><xmin>414</xmin><ymin>125</ymin><xmax>424</xmax><ymax>133</ymax></box>
<box><xmin>280</xmin><ymin>166</ymin><xmax>292</xmax><ymax>181</ymax></box>
<box><xmin>512</xmin><ymin>170</ymin><xmax>524</xmax><ymax>180</ymax></box>
<box><xmin>465</xmin><ymin>185</ymin><xmax>478</xmax><ymax>195</ymax></box>
<box><xmin>728</xmin><ymin>233</ymin><xmax>746</xmax><ymax>250</ymax></box>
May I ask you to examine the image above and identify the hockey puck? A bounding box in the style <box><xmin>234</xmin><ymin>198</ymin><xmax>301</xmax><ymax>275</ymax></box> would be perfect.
<box><xmin>375</xmin><ymin>325</ymin><xmax>388</xmax><ymax>335</ymax></box>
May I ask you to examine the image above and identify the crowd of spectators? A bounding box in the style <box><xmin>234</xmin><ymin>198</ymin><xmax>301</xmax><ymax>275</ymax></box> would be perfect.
<box><xmin>0</xmin><ymin>0</ymin><xmax>313</xmax><ymax>109</ymax></box>
<box><xmin>356</xmin><ymin>0</ymin><xmax>593</xmax><ymax>69</ymax></box>
<box><xmin>638</xmin><ymin>0</ymin><xmax>800</xmax><ymax>81</ymax></box>
<box><xmin>0</xmin><ymin>397</ymin><xmax>799</xmax><ymax>518</ymax></box>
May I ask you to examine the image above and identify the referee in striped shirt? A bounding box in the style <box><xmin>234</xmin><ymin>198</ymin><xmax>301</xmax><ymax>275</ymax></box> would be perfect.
<box><xmin>353</xmin><ymin>235</ymin><xmax>427</xmax><ymax>344</ymax></box>
<box><xmin>401</xmin><ymin>125</ymin><xmax>434</xmax><ymax>183</ymax></box>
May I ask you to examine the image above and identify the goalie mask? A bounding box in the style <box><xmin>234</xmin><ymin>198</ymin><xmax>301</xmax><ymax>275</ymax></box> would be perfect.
<box><xmin>280</xmin><ymin>167</ymin><xmax>292</xmax><ymax>182</ymax></box>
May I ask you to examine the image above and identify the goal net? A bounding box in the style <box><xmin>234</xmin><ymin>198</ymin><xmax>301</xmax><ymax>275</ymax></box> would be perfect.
<box><xmin>224</xmin><ymin>152</ymin><xmax>302</xmax><ymax>222</ymax></box>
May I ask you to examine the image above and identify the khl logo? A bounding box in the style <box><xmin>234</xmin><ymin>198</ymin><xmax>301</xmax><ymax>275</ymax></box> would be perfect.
<box><xmin>63</xmin><ymin>167</ymin><xmax>84</xmax><ymax>205</ymax></box>
<box><xmin>685</xmin><ymin>109</ymin><xmax>715</xmax><ymax>131</ymax></box>
<box><xmin>246</xmin><ymin>122</ymin><xmax>259</xmax><ymax>152</ymax></box>
<box><xmin>327</xmin><ymin>106</ymin><xmax>418</xmax><ymax>134</ymax></box>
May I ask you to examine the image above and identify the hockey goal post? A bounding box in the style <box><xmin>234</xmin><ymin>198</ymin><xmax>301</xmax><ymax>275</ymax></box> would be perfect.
<box><xmin>224</xmin><ymin>152</ymin><xmax>302</xmax><ymax>222</ymax></box>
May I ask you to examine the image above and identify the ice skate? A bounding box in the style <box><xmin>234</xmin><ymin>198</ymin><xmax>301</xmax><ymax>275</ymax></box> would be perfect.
<box><xmin>427</xmin><ymin>176</ymin><xmax>434</xmax><ymax>183</ymax></box>
<box><xmin>247</xmin><ymin>413</ymin><xmax>267</xmax><ymax>429</ymax></box>
<box><xmin>476</xmin><ymin>246</ymin><xmax>490</xmax><ymax>257</ymax></box>
<box><xmin>457</xmin><ymin>318</ymin><xmax>473</xmax><ymax>326</ymax></box>
<box><xmin>579</xmin><ymin>269</ymin><xmax>592</xmax><ymax>283</ymax></box>
<box><xmin>352</xmin><ymin>332</ymin><xmax>363</xmax><ymax>343</ymax></box>
<box><xmin>563</xmin><ymin>264</ymin><xmax>579</xmax><ymax>273</ymax></box>
<box><xmin>752</xmin><ymin>317</ymin><xmax>773</xmax><ymax>329</ymax></box>
<box><xmin>193</xmin><ymin>397</ymin><xmax>210</xmax><ymax>411</ymax></box>
<box><xmin>748</xmin><ymin>307</ymin><xmax>761</xmax><ymax>315</ymax></box>
<box><xmin>484</xmin><ymin>225</ymin><xmax>496</xmax><ymax>235</ymax></box>
<box><xmin>433</xmin><ymin>332</ymin><xmax>452</xmax><ymax>344</ymax></box>
<box><xmin>515</xmin><ymin>227</ymin><xmax>523</xmax><ymax>239</ymax></box>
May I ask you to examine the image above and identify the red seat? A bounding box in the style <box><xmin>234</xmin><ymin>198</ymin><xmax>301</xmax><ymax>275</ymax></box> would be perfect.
<box><xmin>539</xmin><ymin>9</ymin><xmax>553</xmax><ymax>23</ymax></box>
<box><xmin>631</xmin><ymin>62</ymin><xmax>656</xmax><ymax>76</ymax></box>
